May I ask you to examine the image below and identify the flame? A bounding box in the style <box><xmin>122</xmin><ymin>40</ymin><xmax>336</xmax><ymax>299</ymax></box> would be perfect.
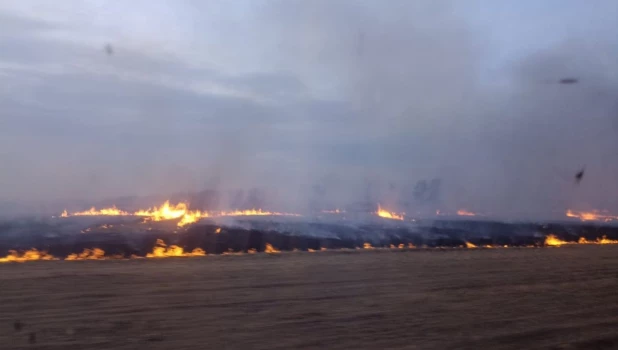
<box><xmin>65</xmin><ymin>248</ymin><xmax>106</xmax><ymax>261</ymax></box>
<box><xmin>61</xmin><ymin>200</ymin><xmax>301</xmax><ymax>227</ymax></box>
<box><xmin>408</xmin><ymin>243</ymin><xmax>416</xmax><ymax>249</ymax></box>
<box><xmin>457</xmin><ymin>209</ymin><xmax>476</xmax><ymax>217</ymax></box>
<box><xmin>597</xmin><ymin>236</ymin><xmax>618</xmax><ymax>244</ymax></box>
<box><xmin>307</xmin><ymin>248</ymin><xmax>316</xmax><ymax>253</ymax></box>
<box><xmin>376</xmin><ymin>204</ymin><xmax>404</xmax><ymax>221</ymax></box>
<box><xmin>247</xmin><ymin>248</ymin><xmax>257</xmax><ymax>254</ymax></box>
<box><xmin>264</xmin><ymin>243</ymin><xmax>280</xmax><ymax>254</ymax></box>
<box><xmin>465</xmin><ymin>241</ymin><xmax>478</xmax><ymax>248</ymax></box>
<box><xmin>566</xmin><ymin>209</ymin><xmax>618</xmax><ymax>222</ymax></box>
<box><xmin>544</xmin><ymin>234</ymin><xmax>570</xmax><ymax>246</ymax></box>
<box><xmin>363</xmin><ymin>242</ymin><xmax>374</xmax><ymax>250</ymax></box>
<box><xmin>146</xmin><ymin>239</ymin><xmax>206</xmax><ymax>258</ymax></box>
<box><xmin>578</xmin><ymin>236</ymin><xmax>618</xmax><ymax>244</ymax></box>
<box><xmin>135</xmin><ymin>201</ymin><xmax>206</xmax><ymax>227</ymax></box>
<box><xmin>215</xmin><ymin>228</ymin><xmax>221</xmax><ymax>234</ymax></box>
<box><xmin>0</xmin><ymin>249</ymin><xmax>57</xmax><ymax>263</ymax></box>
<box><xmin>73</xmin><ymin>206</ymin><xmax>130</xmax><ymax>216</ymax></box>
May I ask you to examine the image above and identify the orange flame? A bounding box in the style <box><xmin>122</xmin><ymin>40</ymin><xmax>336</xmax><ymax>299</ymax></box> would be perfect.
<box><xmin>73</xmin><ymin>206</ymin><xmax>130</xmax><ymax>216</ymax></box>
<box><xmin>465</xmin><ymin>241</ymin><xmax>478</xmax><ymax>248</ymax></box>
<box><xmin>566</xmin><ymin>209</ymin><xmax>618</xmax><ymax>222</ymax></box>
<box><xmin>135</xmin><ymin>201</ymin><xmax>206</xmax><ymax>227</ymax></box>
<box><xmin>61</xmin><ymin>200</ymin><xmax>301</xmax><ymax>227</ymax></box>
<box><xmin>597</xmin><ymin>236</ymin><xmax>618</xmax><ymax>244</ymax></box>
<box><xmin>578</xmin><ymin>236</ymin><xmax>618</xmax><ymax>244</ymax></box>
<box><xmin>65</xmin><ymin>248</ymin><xmax>106</xmax><ymax>261</ymax></box>
<box><xmin>376</xmin><ymin>204</ymin><xmax>404</xmax><ymax>221</ymax></box>
<box><xmin>0</xmin><ymin>249</ymin><xmax>57</xmax><ymax>263</ymax></box>
<box><xmin>457</xmin><ymin>209</ymin><xmax>476</xmax><ymax>217</ymax></box>
<box><xmin>363</xmin><ymin>242</ymin><xmax>374</xmax><ymax>250</ymax></box>
<box><xmin>264</xmin><ymin>243</ymin><xmax>280</xmax><ymax>254</ymax></box>
<box><xmin>544</xmin><ymin>234</ymin><xmax>570</xmax><ymax>246</ymax></box>
<box><xmin>146</xmin><ymin>239</ymin><xmax>206</xmax><ymax>258</ymax></box>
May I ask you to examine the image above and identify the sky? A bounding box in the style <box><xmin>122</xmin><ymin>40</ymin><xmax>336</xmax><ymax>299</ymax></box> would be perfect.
<box><xmin>0</xmin><ymin>0</ymin><xmax>617</xmax><ymax>218</ymax></box>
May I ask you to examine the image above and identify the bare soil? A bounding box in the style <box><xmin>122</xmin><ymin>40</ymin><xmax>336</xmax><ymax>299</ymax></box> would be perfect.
<box><xmin>0</xmin><ymin>246</ymin><xmax>617</xmax><ymax>350</ymax></box>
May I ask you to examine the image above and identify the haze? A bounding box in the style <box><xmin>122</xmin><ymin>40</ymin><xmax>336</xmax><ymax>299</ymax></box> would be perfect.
<box><xmin>1</xmin><ymin>0</ymin><xmax>617</xmax><ymax>219</ymax></box>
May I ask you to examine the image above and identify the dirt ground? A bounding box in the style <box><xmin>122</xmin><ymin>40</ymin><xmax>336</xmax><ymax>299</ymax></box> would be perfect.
<box><xmin>0</xmin><ymin>246</ymin><xmax>617</xmax><ymax>350</ymax></box>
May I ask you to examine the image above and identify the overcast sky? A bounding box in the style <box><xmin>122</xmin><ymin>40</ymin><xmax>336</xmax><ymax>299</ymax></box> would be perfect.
<box><xmin>1</xmin><ymin>0</ymin><xmax>617</xmax><ymax>218</ymax></box>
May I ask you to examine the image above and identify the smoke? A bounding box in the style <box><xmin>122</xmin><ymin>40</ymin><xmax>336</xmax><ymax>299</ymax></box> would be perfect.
<box><xmin>0</xmin><ymin>1</ymin><xmax>617</xmax><ymax>219</ymax></box>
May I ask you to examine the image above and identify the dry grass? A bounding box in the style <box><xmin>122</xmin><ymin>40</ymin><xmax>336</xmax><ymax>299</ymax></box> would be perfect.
<box><xmin>0</xmin><ymin>247</ymin><xmax>617</xmax><ymax>349</ymax></box>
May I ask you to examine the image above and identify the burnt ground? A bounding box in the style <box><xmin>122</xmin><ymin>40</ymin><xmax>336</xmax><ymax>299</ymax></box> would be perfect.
<box><xmin>3</xmin><ymin>218</ymin><xmax>618</xmax><ymax>257</ymax></box>
<box><xmin>0</xmin><ymin>246</ymin><xmax>617</xmax><ymax>349</ymax></box>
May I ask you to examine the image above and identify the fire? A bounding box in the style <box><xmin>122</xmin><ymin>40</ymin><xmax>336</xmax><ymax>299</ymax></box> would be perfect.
<box><xmin>363</xmin><ymin>242</ymin><xmax>374</xmax><ymax>250</ymax></box>
<box><xmin>146</xmin><ymin>239</ymin><xmax>206</xmax><ymax>258</ymax></box>
<box><xmin>135</xmin><ymin>201</ymin><xmax>206</xmax><ymax>227</ymax></box>
<box><xmin>376</xmin><ymin>204</ymin><xmax>404</xmax><ymax>221</ymax></box>
<box><xmin>566</xmin><ymin>209</ymin><xmax>618</xmax><ymax>222</ymax></box>
<box><xmin>264</xmin><ymin>243</ymin><xmax>280</xmax><ymax>254</ymax></box>
<box><xmin>598</xmin><ymin>236</ymin><xmax>618</xmax><ymax>244</ymax></box>
<box><xmin>0</xmin><ymin>249</ymin><xmax>57</xmax><ymax>263</ymax></box>
<box><xmin>65</xmin><ymin>248</ymin><xmax>106</xmax><ymax>261</ymax></box>
<box><xmin>307</xmin><ymin>248</ymin><xmax>316</xmax><ymax>253</ymax></box>
<box><xmin>465</xmin><ymin>241</ymin><xmax>478</xmax><ymax>248</ymax></box>
<box><xmin>457</xmin><ymin>209</ymin><xmax>476</xmax><ymax>217</ymax></box>
<box><xmin>73</xmin><ymin>206</ymin><xmax>130</xmax><ymax>216</ymax></box>
<box><xmin>215</xmin><ymin>228</ymin><xmax>221</xmax><ymax>234</ymax></box>
<box><xmin>578</xmin><ymin>236</ymin><xmax>618</xmax><ymax>244</ymax></box>
<box><xmin>544</xmin><ymin>234</ymin><xmax>570</xmax><ymax>246</ymax></box>
<box><xmin>61</xmin><ymin>200</ymin><xmax>301</xmax><ymax>227</ymax></box>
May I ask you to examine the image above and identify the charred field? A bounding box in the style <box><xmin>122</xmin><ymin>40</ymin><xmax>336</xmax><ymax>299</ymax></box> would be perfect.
<box><xmin>2</xmin><ymin>214</ymin><xmax>618</xmax><ymax>258</ymax></box>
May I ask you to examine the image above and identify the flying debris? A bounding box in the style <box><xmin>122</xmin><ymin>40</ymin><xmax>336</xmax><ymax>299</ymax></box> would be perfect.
<box><xmin>104</xmin><ymin>43</ymin><xmax>114</xmax><ymax>56</ymax></box>
<box><xmin>575</xmin><ymin>168</ymin><xmax>585</xmax><ymax>184</ymax></box>
<box><xmin>559</xmin><ymin>78</ymin><xmax>578</xmax><ymax>84</ymax></box>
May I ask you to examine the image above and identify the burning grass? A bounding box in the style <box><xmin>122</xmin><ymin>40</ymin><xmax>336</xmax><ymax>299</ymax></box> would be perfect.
<box><xmin>375</xmin><ymin>204</ymin><xmax>404</xmax><ymax>221</ymax></box>
<box><xmin>146</xmin><ymin>239</ymin><xmax>206</xmax><ymax>258</ymax></box>
<box><xmin>2</xmin><ymin>229</ymin><xmax>618</xmax><ymax>264</ymax></box>
<box><xmin>566</xmin><ymin>209</ymin><xmax>618</xmax><ymax>222</ymax></box>
<box><xmin>0</xmin><ymin>249</ymin><xmax>57</xmax><ymax>263</ymax></box>
<box><xmin>61</xmin><ymin>200</ymin><xmax>302</xmax><ymax>227</ymax></box>
<box><xmin>544</xmin><ymin>234</ymin><xmax>618</xmax><ymax>246</ymax></box>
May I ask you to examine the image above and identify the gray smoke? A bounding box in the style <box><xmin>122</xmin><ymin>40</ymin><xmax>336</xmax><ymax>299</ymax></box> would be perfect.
<box><xmin>0</xmin><ymin>1</ymin><xmax>617</xmax><ymax>219</ymax></box>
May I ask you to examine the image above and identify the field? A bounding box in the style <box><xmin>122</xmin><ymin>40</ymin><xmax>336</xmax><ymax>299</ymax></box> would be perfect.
<box><xmin>1</xmin><ymin>246</ymin><xmax>617</xmax><ymax>349</ymax></box>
